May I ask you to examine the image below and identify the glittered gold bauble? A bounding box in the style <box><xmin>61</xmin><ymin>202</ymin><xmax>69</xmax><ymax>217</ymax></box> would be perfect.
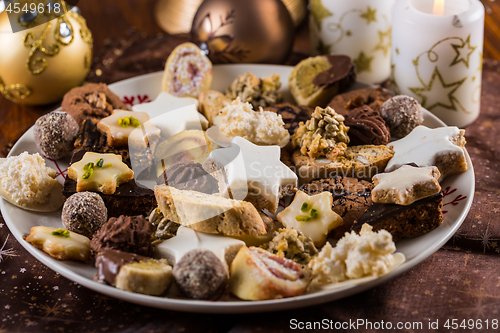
<box><xmin>191</xmin><ymin>0</ymin><xmax>294</xmax><ymax>64</ymax></box>
<box><xmin>0</xmin><ymin>3</ymin><xmax>93</xmax><ymax>105</ymax></box>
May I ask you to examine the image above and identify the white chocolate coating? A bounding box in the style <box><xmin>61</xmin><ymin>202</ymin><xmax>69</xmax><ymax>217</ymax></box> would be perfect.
<box><xmin>277</xmin><ymin>191</ymin><xmax>343</xmax><ymax>247</ymax></box>
<box><xmin>68</xmin><ymin>152</ymin><xmax>134</xmax><ymax>195</ymax></box>
<box><xmin>154</xmin><ymin>226</ymin><xmax>245</xmax><ymax>272</ymax></box>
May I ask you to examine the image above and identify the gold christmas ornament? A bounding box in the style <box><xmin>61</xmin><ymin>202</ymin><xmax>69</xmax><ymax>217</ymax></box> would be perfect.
<box><xmin>191</xmin><ymin>0</ymin><xmax>294</xmax><ymax>64</ymax></box>
<box><xmin>0</xmin><ymin>2</ymin><xmax>93</xmax><ymax>105</ymax></box>
<box><xmin>155</xmin><ymin>0</ymin><xmax>305</xmax><ymax>35</ymax></box>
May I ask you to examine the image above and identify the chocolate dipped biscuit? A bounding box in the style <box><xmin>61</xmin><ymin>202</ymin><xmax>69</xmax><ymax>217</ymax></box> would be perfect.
<box><xmin>289</xmin><ymin>54</ymin><xmax>356</xmax><ymax>108</ymax></box>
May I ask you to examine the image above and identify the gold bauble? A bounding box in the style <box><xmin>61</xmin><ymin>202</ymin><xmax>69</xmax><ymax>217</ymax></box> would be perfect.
<box><xmin>0</xmin><ymin>4</ymin><xmax>93</xmax><ymax>105</ymax></box>
<box><xmin>191</xmin><ymin>0</ymin><xmax>294</xmax><ymax>64</ymax></box>
<box><xmin>156</xmin><ymin>0</ymin><xmax>305</xmax><ymax>35</ymax></box>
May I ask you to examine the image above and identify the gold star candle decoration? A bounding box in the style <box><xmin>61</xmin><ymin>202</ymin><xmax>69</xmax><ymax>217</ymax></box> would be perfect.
<box><xmin>68</xmin><ymin>152</ymin><xmax>134</xmax><ymax>194</ymax></box>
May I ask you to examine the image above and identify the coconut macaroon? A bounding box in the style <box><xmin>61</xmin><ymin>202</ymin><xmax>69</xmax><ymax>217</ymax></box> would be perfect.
<box><xmin>218</xmin><ymin>98</ymin><xmax>290</xmax><ymax>146</ymax></box>
<box><xmin>0</xmin><ymin>152</ymin><xmax>62</xmax><ymax>212</ymax></box>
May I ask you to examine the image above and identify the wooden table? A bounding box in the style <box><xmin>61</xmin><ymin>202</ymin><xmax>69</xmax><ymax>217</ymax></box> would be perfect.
<box><xmin>2</xmin><ymin>1</ymin><xmax>500</xmax><ymax>332</ymax></box>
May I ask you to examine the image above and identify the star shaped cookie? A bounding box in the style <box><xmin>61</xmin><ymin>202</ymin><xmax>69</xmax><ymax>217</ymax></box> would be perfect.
<box><xmin>205</xmin><ymin>136</ymin><xmax>297</xmax><ymax>214</ymax></box>
<box><xmin>154</xmin><ymin>226</ymin><xmax>245</xmax><ymax>272</ymax></box>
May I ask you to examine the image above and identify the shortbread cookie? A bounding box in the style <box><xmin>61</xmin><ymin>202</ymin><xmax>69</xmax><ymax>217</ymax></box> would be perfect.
<box><xmin>198</xmin><ymin>90</ymin><xmax>231</xmax><ymax>125</ymax></box>
<box><xmin>97</xmin><ymin>110</ymin><xmax>161</xmax><ymax>148</ymax></box>
<box><xmin>115</xmin><ymin>258</ymin><xmax>172</xmax><ymax>296</ymax></box>
<box><xmin>229</xmin><ymin>247</ymin><xmax>310</xmax><ymax>300</ymax></box>
<box><xmin>67</xmin><ymin>152</ymin><xmax>134</xmax><ymax>195</ymax></box>
<box><xmin>161</xmin><ymin>42</ymin><xmax>212</xmax><ymax>98</ymax></box>
<box><xmin>289</xmin><ymin>54</ymin><xmax>356</xmax><ymax>107</ymax></box>
<box><xmin>385</xmin><ymin>126</ymin><xmax>468</xmax><ymax>181</ymax></box>
<box><xmin>277</xmin><ymin>191</ymin><xmax>343</xmax><ymax>247</ymax></box>
<box><xmin>26</xmin><ymin>226</ymin><xmax>91</xmax><ymax>262</ymax></box>
<box><xmin>154</xmin><ymin>185</ymin><xmax>267</xmax><ymax>237</ymax></box>
<box><xmin>372</xmin><ymin>165</ymin><xmax>441</xmax><ymax>205</ymax></box>
<box><xmin>293</xmin><ymin>145</ymin><xmax>394</xmax><ymax>183</ymax></box>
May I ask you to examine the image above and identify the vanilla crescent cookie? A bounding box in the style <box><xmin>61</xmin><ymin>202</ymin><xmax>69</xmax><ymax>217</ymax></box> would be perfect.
<box><xmin>161</xmin><ymin>42</ymin><xmax>212</xmax><ymax>98</ymax></box>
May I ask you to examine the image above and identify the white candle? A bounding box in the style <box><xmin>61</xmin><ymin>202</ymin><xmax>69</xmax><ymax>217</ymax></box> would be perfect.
<box><xmin>391</xmin><ymin>0</ymin><xmax>484</xmax><ymax>127</ymax></box>
<box><xmin>309</xmin><ymin>0</ymin><xmax>396</xmax><ymax>84</ymax></box>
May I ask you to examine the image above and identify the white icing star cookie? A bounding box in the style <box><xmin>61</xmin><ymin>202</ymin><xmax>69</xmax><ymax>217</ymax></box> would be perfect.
<box><xmin>154</xmin><ymin>226</ymin><xmax>245</xmax><ymax>273</ymax></box>
<box><xmin>372</xmin><ymin>165</ymin><xmax>441</xmax><ymax>205</ymax></box>
<box><xmin>277</xmin><ymin>191</ymin><xmax>343</xmax><ymax>247</ymax></box>
<box><xmin>385</xmin><ymin>125</ymin><xmax>468</xmax><ymax>180</ymax></box>
<box><xmin>205</xmin><ymin>136</ymin><xmax>297</xmax><ymax>214</ymax></box>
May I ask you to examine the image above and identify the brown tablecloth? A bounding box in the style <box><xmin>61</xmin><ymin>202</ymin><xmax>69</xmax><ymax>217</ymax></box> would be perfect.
<box><xmin>1</xmin><ymin>33</ymin><xmax>500</xmax><ymax>333</ymax></box>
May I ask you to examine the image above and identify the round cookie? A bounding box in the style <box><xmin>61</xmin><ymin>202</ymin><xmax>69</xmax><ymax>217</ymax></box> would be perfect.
<box><xmin>161</xmin><ymin>42</ymin><xmax>212</xmax><ymax>98</ymax></box>
<box><xmin>62</xmin><ymin>192</ymin><xmax>107</xmax><ymax>239</ymax></box>
<box><xmin>173</xmin><ymin>249</ymin><xmax>227</xmax><ymax>299</ymax></box>
<box><xmin>379</xmin><ymin>95</ymin><xmax>423</xmax><ymax>139</ymax></box>
<box><xmin>61</xmin><ymin>83</ymin><xmax>129</xmax><ymax>126</ymax></box>
<box><xmin>34</xmin><ymin>111</ymin><xmax>79</xmax><ymax>160</ymax></box>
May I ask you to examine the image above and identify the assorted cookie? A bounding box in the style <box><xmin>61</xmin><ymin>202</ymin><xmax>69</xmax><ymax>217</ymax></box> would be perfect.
<box><xmin>16</xmin><ymin>51</ymin><xmax>472</xmax><ymax>302</ymax></box>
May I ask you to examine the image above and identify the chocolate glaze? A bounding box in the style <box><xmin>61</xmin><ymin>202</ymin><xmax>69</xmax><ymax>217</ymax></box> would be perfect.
<box><xmin>312</xmin><ymin>54</ymin><xmax>356</xmax><ymax>89</ymax></box>
<box><xmin>264</xmin><ymin>103</ymin><xmax>313</xmax><ymax>134</ymax></box>
<box><xmin>156</xmin><ymin>162</ymin><xmax>218</xmax><ymax>194</ymax></box>
<box><xmin>352</xmin><ymin>193</ymin><xmax>444</xmax><ymax>232</ymax></box>
<box><xmin>95</xmin><ymin>249</ymin><xmax>148</xmax><ymax>285</ymax></box>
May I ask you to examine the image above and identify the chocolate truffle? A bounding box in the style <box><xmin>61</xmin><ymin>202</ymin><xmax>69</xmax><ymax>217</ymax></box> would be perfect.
<box><xmin>379</xmin><ymin>95</ymin><xmax>424</xmax><ymax>139</ymax></box>
<box><xmin>90</xmin><ymin>215</ymin><xmax>154</xmax><ymax>256</ymax></box>
<box><xmin>173</xmin><ymin>249</ymin><xmax>227</xmax><ymax>299</ymax></box>
<box><xmin>33</xmin><ymin>111</ymin><xmax>79</xmax><ymax>160</ymax></box>
<box><xmin>62</xmin><ymin>192</ymin><xmax>107</xmax><ymax>239</ymax></box>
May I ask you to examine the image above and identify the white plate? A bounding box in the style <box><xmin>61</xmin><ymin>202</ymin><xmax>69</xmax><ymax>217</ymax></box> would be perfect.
<box><xmin>1</xmin><ymin>64</ymin><xmax>474</xmax><ymax>313</ymax></box>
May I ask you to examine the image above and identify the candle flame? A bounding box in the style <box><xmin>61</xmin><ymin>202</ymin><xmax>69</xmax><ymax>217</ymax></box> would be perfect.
<box><xmin>433</xmin><ymin>0</ymin><xmax>445</xmax><ymax>15</ymax></box>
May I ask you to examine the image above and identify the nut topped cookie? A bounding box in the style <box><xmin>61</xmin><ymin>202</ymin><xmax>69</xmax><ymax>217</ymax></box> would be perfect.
<box><xmin>291</xmin><ymin>106</ymin><xmax>349</xmax><ymax>160</ymax></box>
